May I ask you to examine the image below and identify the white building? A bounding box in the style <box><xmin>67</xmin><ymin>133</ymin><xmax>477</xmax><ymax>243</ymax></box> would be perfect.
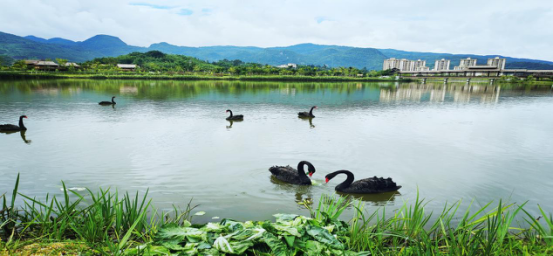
<box><xmin>454</xmin><ymin>58</ymin><xmax>477</xmax><ymax>70</ymax></box>
<box><xmin>383</xmin><ymin>58</ymin><xmax>429</xmax><ymax>72</ymax></box>
<box><xmin>433</xmin><ymin>59</ymin><xmax>451</xmax><ymax>71</ymax></box>
<box><xmin>487</xmin><ymin>57</ymin><xmax>506</xmax><ymax>70</ymax></box>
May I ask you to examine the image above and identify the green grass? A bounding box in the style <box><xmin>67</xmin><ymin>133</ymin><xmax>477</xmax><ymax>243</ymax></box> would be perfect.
<box><xmin>2</xmin><ymin>174</ymin><xmax>552</xmax><ymax>255</ymax></box>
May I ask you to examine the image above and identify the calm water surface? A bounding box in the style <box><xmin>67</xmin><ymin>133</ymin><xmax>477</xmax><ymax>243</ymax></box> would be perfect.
<box><xmin>1</xmin><ymin>80</ymin><xmax>552</xmax><ymax>222</ymax></box>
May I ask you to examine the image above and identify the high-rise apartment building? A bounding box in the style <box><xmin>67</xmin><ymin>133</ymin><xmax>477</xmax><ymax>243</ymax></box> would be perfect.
<box><xmin>433</xmin><ymin>59</ymin><xmax>451</xmax><ymax>71</ymax></box>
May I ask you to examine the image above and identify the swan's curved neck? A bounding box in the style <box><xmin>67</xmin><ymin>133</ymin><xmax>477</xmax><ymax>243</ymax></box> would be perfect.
<box><xmin>309</xmin><ymin>107</ymin><xmax>315</xmax><ymax>115</ymax></box>
<box><xmin>228</xmin><ymin>110</ymin><xmax>233</xmax><ymax>117</ymax></box>
<box><xmin>111</xmin><ymin>97</ymin><xmax>116</xmax><ymax>103</ymax></box>
<box><xmin>19</xmin><ymin>117</ymin><xmax>26</xmax><ymax>130</ymax></box>
<box><xmin>333</xmin><ymin>170</ymin><xmax>354</xmax><ymax>189</ymax></box>
<box><xmin>296</xmin><ymin>161</ymin><xmax>312</xmax><ymax>179</ymax></box>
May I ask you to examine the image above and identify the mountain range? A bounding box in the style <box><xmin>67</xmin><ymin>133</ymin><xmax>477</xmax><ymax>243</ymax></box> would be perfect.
<box><xmin>1</xmin><ymin>31</ymin><xmax>552</xmax><ymax>70</ymax></box>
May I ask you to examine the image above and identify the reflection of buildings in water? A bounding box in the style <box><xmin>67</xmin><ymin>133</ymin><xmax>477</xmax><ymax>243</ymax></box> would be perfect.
<box><xmin>34</xmin><ymin>88</ymin><xmax>60</xmax><ymax>95</ymax></box>
<box><xmin>120</xmin><ymin>86</ymin><xmax>138</xmax><ymax>95</ymax></box>
<box><xmin>380</xmin><ymin>84</ymin><xmax>500</xmax><ymax>104</ymax></box>
<box><xmin>280</xmin><ymin>87</ymin><xmax>296</xmax><ymax>96</ymax></box>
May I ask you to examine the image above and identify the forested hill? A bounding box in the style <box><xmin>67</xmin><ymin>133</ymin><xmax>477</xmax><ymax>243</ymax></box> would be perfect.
<box><xmin>1</xmin><ymin>31</ymin><xmax>553</xmax><ymax>70</ymax></box>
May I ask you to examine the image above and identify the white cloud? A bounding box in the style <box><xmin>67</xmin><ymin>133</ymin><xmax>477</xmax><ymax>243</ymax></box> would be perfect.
<box><xmin>0</xmin><ymin>0</ymin><xmax>552</xmax><ymax>61</ymax></box>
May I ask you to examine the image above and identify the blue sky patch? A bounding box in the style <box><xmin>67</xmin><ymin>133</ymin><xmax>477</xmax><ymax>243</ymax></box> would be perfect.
<box><xmin>178</xmin><ymin>8</ymin><xmax>194</xmax><ymax>16</ymax></box>
<box><xmin>130</xmin><ymin>3</ymin><xmax>173</xmax><ymax>10</ymax></box>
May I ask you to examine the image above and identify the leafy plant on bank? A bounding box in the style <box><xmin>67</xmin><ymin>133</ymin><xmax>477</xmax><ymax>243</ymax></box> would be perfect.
<box><xmin>2</xmin><ymin>175</ymin><xmax>553</xmax><ymax>255</ymax></box>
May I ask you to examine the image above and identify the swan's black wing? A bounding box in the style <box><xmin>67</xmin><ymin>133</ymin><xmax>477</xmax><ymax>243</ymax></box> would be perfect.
<box><xmin>269</xmin><ymin>165</ymin><xmax>311</xmax><ymax>185</ymax></box>
<box><xmin>99</xmin><ymin>101</ymin><xmax>113</xmax><ymax>105</ymax></box>
<box><xmin>341</xmin><ymin>177</ymin><xmax>401</xmax><ymax>194</ymax></box>
<box><xmin>0</xmin><ymin>124</ymin><xmax>21</xmax><ymax>131</ymax></box>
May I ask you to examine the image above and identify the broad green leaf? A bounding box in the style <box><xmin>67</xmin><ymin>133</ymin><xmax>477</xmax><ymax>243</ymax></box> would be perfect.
<box><xmin>156</xmin><ymin>224</ymin><xmax>205</xmax><ymax>242</ymax></box>
<box><xmin>213</xmin><ymin>235</ymin><xmax>233</xmax><ymax>253</ymax></box>
<box><xmin>203</xmin><ymin>222</ymin><xmax>224</xmax><ymax>232</ymax></box>
<box><xmin>305</xmin><ymin>240</ymin><xmax>324</xmax><ymax>255</ymax></box>
<box><xmin>274</xmin><ymin>213</ymin><xmax>299</xmax><ymax>222</ymax></box>
<box><xmin>220</xmin><ymin>219</ymin><xmax>245</xmax><ymax>232</ymax></box>
<box><xmin>273</xmin><ymin>222</ymin><xmax>302</xmax><ymax>237</ymax></box>
<box><xmin>284</xmin><ymin>235</ymin><xmax>295</xmax><ymax>247</ymax></box>
<box><xmin>305</xmin><ymin>225</ymin><xmax>344</xmax><ymax>250</ymax></box>
<box><xmin>262</xmin><ymin>232</ymin><xmax>288</xmax><ymax>256</ymax></box>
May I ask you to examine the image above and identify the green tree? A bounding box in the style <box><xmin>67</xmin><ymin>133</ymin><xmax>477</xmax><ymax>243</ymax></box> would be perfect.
<box><xmin>12</xmin><ymin>60</ymin><xmax>28</xmax><ymax>71</ymax></box>
<box><xmin>55</xmin><ymin>58</ymin><xmax>68</xmax><ymax>68</ymax></box>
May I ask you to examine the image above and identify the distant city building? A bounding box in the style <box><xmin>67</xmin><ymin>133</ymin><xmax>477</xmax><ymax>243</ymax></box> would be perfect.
<box><xmin>276</xmin><ymin>63</ymin><xmax>297</xmax><ymax>68</ymax></box>
<box><xmin>383</xmin><ymin>58</ymin><xmax>429</xmax><ymax>72</ymax></box>
<box><xmin>454</xmin><ymin>58</ymin><xmax>477</xmax><ymax>70</ymax></box>
<box><xmin>433</xmin><ymin>59</ymin><xmax>451</xmax><ymax>71</ymax></box>
<box><xmin>487</xmin><ymin>57</ymin><xmax>506</xmax><ymax>69</ymax></box>
<box><xmin>383</xmin><ymin>58</ymin><xmax>401</xmax><ymax>70</ymax></box>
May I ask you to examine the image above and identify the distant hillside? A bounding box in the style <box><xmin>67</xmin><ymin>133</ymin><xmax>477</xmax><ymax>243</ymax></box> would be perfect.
<box><xmin>1</xmin><ymin>31</ymin><xmax>552</xmax><ymax>70</ymax></box>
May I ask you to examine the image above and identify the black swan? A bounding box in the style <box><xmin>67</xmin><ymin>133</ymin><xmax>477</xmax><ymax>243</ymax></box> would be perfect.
<box><xmin>298</xmin><ymin>106</ymin><xmax>317</xmax><ymax>118</ymax></box>
<box><xmin>0</xmin><ymin>115</ymin><xmax>28</xmax><ymax>132</ymax></box>
<box><xmin>99</xmin><ymin>96</ymin><xmax>116</xmax><ymax>105</ymax></box>
<box><xmin>269</xmin><ymin>161</ymin><xmax>316</xmax><ymax>185</ymax></box>
<box><xmin>226</xmin><ymin>109</ymin><xmax>244</xmax><ymax>120</ymax></box>
<box><xmin>325</xmin><ymin>170</ymin><xmax>401</xmax><ymax>194</ymax></box>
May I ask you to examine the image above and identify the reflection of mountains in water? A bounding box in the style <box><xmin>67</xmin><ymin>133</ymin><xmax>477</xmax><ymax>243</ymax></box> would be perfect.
<box><xmin>4</xmin><ymin>80</ymin><xmax>550</xmax><ymax>105</ymax></box>
<box><xmin>380</xmin><ymin>84</ymin><xmax>503</xmax><ymax>104</ymax></box>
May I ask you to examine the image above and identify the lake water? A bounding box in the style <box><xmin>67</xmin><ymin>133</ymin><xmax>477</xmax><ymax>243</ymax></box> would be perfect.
<box><xmin>1</xmin><ymin>79</ymin><xmax>552</xmax><ymax>223</ymax></box>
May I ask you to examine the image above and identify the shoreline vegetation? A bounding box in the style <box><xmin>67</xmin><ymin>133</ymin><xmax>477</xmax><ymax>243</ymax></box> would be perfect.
<box><xmin>1</xmin><ymin>175</ymin><xmax>552</xmax><ymax>255</ymax></box>
<box><xmin>0</xmin><ymin>71</ymin><xmax>409</xmax><ymax>82</ymax></box>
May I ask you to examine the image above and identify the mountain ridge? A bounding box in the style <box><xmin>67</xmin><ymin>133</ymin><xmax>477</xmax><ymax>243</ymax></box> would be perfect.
<box><xmin>2</xmin><ymin>31</ymin><xmax>553</xmax><ymax>70</ymax></box>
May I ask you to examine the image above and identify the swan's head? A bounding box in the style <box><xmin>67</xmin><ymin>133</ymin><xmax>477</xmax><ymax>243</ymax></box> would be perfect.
<box><xmin>324</xmin><ymin>172</ymin><xmax>340</xmax><ymax>183</ymax></box>
<box><xmin>226</xmin><ymin>109</ymin><xmax>231</xmax><ymax>113</ymax></box>
<box><xmin>307</xmin><ymin>164</ymin><xmax>316</xmax><ymax>177</ymax></box>
<box><xmin>112</xmin><ymin>96</ymin><xmax>116</xmax><ymax>98</ymax></box>
<box><xmin>313</xmin><ymin>106</ymin><xmax>317</xmax><ymax>109</ymax></box>
<box><xmin>20</xmin><ymin>115</ymin><xmax>28</xmax><ymax>119</ymax></box>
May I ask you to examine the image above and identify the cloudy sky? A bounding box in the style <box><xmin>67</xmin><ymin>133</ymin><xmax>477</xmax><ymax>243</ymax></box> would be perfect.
<box><xmin>1</xmin><ymin>0</ymin><xmax>552</xmax><ymax>60</ymax></box>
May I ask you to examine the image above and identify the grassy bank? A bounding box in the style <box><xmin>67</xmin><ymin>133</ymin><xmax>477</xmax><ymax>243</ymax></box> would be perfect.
<box><xmin>1</xmin><ymin>175</ymin><xmax>552</xmax><ymax>255</ymax></box>
<box><xmin>0</xmin><ymin>71</ymin><xmax>410</xmax><ymax>83</ymax></box>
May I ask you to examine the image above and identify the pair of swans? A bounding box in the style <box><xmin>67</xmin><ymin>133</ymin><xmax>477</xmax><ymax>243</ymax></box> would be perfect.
<box><xmin>225</xmin><ymin>106</ymin><xmax>317</xmax><ymax>121</ymax></box>
<box><xmin>270</xmin><ymin>161</ymin><xmax>401</xmax><ymax>194</ymax></box>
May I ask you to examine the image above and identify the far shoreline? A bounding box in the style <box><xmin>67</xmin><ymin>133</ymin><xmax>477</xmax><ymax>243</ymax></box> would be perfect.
<box><xmin>0</xmin><ymin>71</ymin><xmax>414</xmax><ymax>82</ymax></box>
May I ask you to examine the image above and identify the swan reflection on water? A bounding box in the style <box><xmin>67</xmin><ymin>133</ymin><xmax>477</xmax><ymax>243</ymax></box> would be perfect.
<box><xmin>1</xmin><ymin>130</ymin><xmax>32</xmax><ymax>145</ymax></box>
<box><xmin>300</xmin><ymin>117</ymin><xmax>315</xmax><ymax>129</ymax></box>
<box><xmin>336</xmin><ymin>190</ymin><xmax>401</xmax><ymax>205</ymax></box>
<box><xmin>270</xmin><ymin>176</ymin><xmax>314</xmax><ymax>208</ymax></box>
<box><xmin>226</xmin><ymin>120</ymin><xmax>243</xmax><ymax>129</ymax></box>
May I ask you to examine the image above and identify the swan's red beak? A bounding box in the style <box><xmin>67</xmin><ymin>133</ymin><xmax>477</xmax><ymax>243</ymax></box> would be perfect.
<box><xmin>325</xmin><ymin>178</ymin><xmax>329</xmax><ymax>183</ymax></box>
<box><xmin>24</xmin><ymin>116</ymin><xmax>27</xmax><ymax>118</ymax></box>
<box><xmin>308</xmin><ymin>172</ymin><xmax>313</xmax><ymax>177</ymax></box>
